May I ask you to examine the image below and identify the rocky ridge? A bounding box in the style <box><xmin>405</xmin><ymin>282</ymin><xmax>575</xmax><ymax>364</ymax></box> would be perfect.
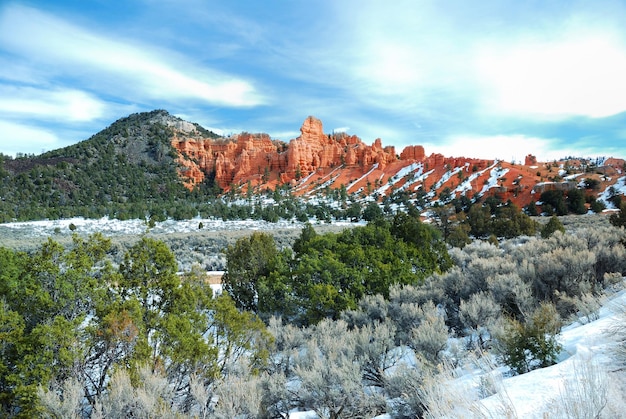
<box><xmin>169</xmin><ymin>113</ymin><xmax>625</xmax><ymax>209</ymax></box>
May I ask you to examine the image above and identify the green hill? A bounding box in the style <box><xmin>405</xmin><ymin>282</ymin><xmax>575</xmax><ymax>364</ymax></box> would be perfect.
<box><xmin>0</xmin><ymin>110</ymin><xmax>219</xmax><ymax>222</ymax></box>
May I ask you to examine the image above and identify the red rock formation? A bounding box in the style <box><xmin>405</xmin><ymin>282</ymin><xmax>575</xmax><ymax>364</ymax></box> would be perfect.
<box><xmin>168</xmin><ymin>115</ymin><xmax>621</xmax><ymax>211</ymax></box>
<box><xmin>172</xmin><ymin>116</ymin><xmax>397</xmax><ymax>189</ymax></box>
<box><xmin>525</xmin><ymin>154</ymin><xmax>537</xmax><ymax>166</ymax></box>
<box><xmin>400</xmin><ymin>145</ymin><xmax>425</xmax><ymax>161</ymax></box>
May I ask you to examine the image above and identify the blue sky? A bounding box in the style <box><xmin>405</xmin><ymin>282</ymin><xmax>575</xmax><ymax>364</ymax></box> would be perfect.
<box><xmin>1</xmin><ymin>0</ymin><xmax>626</xmax><ymax>162</ymax></box>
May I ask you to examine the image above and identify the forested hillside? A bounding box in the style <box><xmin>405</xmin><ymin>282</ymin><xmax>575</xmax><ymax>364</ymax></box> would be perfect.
<box><xmin>0</xmin><ymin>110</ymin><xmax>219</xmax><ymax>222</ymax></box>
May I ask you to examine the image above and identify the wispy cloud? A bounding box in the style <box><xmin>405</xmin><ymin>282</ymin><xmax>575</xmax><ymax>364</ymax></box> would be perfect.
<box><xmin>1</xmin><ymin>0</ymin><xmax>625</xmax><ymax>160</ymax></box>
<box><xmin>424</xmin><ymin>133</ymin><xmax>611</xmax><ymax>163</ymax></box>
<box><xmin>0</xmin><ymin>86</ymin><xmax>106</xmax><ymax>121</ymax></box>
<box><xmin>0</xmin><ymin>4</ymin><xmax>263</xmax><ymax>108</ymax></box>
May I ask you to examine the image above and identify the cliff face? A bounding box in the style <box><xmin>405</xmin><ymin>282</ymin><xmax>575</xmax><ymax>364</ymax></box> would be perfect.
<box><xmin>171</xmin><ymin>115</ymin><xmax>625</xmax><ymax>209</ymax></box>
<box><xmin>172</xmin><ymin>116</ymin><xmax>397</xmax><ymax>189</ymax></box>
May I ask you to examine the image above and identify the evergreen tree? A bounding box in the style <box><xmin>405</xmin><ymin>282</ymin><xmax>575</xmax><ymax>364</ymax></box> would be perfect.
<box><xmin>541</xmin><ymin>215</ymin><xmax>565</xmax><ymax>238</ymax></box>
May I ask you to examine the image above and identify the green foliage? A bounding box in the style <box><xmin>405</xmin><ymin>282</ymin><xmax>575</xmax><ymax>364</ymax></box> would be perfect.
<box><xmin>496</xmin><ymin>303</ymin><xmax>562</xmax><ymax>374</ymax></box>
<box><xmin>541</xmin><ymin>215</ymin><xmax>565</xmax><ymax>238</ymax></box>
<box><xmin>566</xmin><ymin>188</ymin><xmax>587</xmax><ymax>214</ymax></box>
<box><xmin>540</xmin><ymin>190</ymin><xmax>568</xmax><ymax>215</ymax></box>
<box><xmin>467</xmin><ymin>202</ymin><xmax>537</xmax><ymax>239</ymax></box>
<box><xmin>589</xmin><ymin>197</ymin><xmax>605</xmax><ymax>214</ymax></box>
<box><xmin>490</xmin><ymin>204</ymin><xmax>537</xmax><ymax>238</ymax></box>
<box><xmin>224</xmin><ymin>217</ymin><xmax>452</xmax><ymax>326</ymax></box>
<box><xmin>609</xmin><ymin>201</ymin><xmax>626</xmax><ymax>228</ymax></box>
<box><xmin>0</xmin><ymin>234</ymin><xmax>113</xmax><ymax>416</ymax></box>
<box><xmin>0</xmin><ymin>235</ymin><xmax>273</xmax><ymax>416</ymax></box>
<box><xmin>0</xmin><ymin>110</ymin><xmax>220</xmax><ymax>222</ymax></box>
<box><xmin>362</xmin><ymin>201</ymin><xmax>384</xmax><ymax>221</ymax></box>
<box><xmin>222</xmin><ymin>232</ymin><xmax>280</xmax><ymax>313</ymax></box>
<box><xmin>210</xmin><ymin>293</ymin><xmax>273</xmax><ymax>374</ymax></box>
<box><xmin>525</xmin><ymin>200</ymin><xmax>538</xmax><ymax>216</ymax></box>
<box><xmin>583</xmin><ymin>178</ymin><xmax>600</xmax><ymax>190</ymax></box>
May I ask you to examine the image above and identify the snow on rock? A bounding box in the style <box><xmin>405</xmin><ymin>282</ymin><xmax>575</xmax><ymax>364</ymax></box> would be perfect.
<box><xmin>599</xmin><ymin>175</ymin><xmax>626</xmax><ymax>208</ymax></box>
<box><xmin>455</xmin><ymin>161</ymin><xmax>499</xmax><ymax>196</ymax></box>
<box><xmin>479</xmin><ymin>163</ymin><xmax>509</xmax><ymax>196</ymax></box>
<box><xmin>289</xmin><ymin>412</ymin><xmax>318</xmax><ymax>419</ymax></box>
<box><xmin>346</xmin><ymin>163</ymin><xmax>379</xmax><ymax>192</ymax></box>
<box><xmin>374</xmin><ymin>162</ymin><xmax>423</xmax><ymax>195</ymax></box>
<box><xmin>564</xmin><ymin>172</ymin><xmax>584</xmax><ymax>181</ymax></box>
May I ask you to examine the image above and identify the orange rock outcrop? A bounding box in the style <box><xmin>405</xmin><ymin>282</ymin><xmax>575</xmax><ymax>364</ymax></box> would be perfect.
<box><xmin>525</xmin><ymin>154</ymin><xmax>537</xmax><ymax>166</ymax></box>
<box><xmin>173</xmin><ymin>116</ymin><xmax>398</xmax><ymax>189</ymax></box>
<box><xmin>169</xmin><ymin>115</ymin><xmax>626</xmax><ymax>211</ymax></box>
<box><xmin>400</xmin><ymin>145</ymin><xmax>425</xmax><ymax>161</ymax></box>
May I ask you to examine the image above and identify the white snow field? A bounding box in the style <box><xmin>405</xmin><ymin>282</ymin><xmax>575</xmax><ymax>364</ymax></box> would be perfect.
<box><xmin>474</xmin><ymin>288</ymin><xmax>626</xmax><ymax>418</ymax></box>
<box><xmin>292</xmin><ymin>287</ymin><xmax>626</xmax><ymax>419</ymax></box>
<box><xmin>0</xmin><ymin>216</ymin><xmax>312</xmax><ymax>238</ymax></box>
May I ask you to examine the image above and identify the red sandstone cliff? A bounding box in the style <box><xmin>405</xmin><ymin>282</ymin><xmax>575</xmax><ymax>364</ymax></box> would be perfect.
<box><xmin>170</xmin><ymin>116</ymin><xmax>625</xmax><ymax>209</ymax></box>
<box><xmin>172</xmin><ymin>116</ymin><xmax>397</xmax><ymax>190</ymax></box>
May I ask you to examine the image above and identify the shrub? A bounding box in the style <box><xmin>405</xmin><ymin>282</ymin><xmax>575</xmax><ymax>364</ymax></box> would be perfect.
<box><xmin>495</xmin><ymin>302</ymin><xmax>562</xmax><ymax>374</ymax></box>
<box><xmin>291</xmin><ymin>319</ymin><xmax>386</xmax><ymax>418</ymax></box>
<box><xmin>384</xmin><ymin>368</ymin><xmax>425</xmax><ymax>418</ymax></box>
<box><xmin>409</xmin><ymin>302</ymin><xmax>449</xmax><ymax>364</ymax></box>
<box><xmin>459</xmin><ymin>291</ymin><xmax>501</xmax><ymax>349</ymax></box>
<box><xmin>541</xmin><ymin>215</ymin><xmax>565</xmax><ymax>238</ymax></box>
<box><xmin>609</xmin><ymin>202</ymin><xmax>626</xmax><ymax>228</ymax></box>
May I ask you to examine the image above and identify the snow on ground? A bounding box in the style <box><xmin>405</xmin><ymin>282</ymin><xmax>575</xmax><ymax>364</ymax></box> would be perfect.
<box><xmin>375</xmin><ymin>163</ymin><xmax>423</xmax><ymax>195</ymax></box>
<box><xmin>564</xmin><ymin>172</ymin><xmax>584</xmax><ymax>181</ymax></box>
<box><xmin>0</xmin><ymin>216</ymin><xmax>317</xmax><ymax>238</ymax></box>
<box><xmin>424</xmin><ymin>167</ymin><xmax>464</xmax><ymax>202</ymax></box>
<box><xmin>287</xmin><ymin>287</ymin><xmax>626</xmax><ymax>419</ymax></box>
<box><xmin>346</xmin><ymin>163</ymin><xmax>379</xmax><ymax>192</ymax></box>
<box><xmin>394</xmin><ymin>163</ymin><xmax>427</xmax><ymax>193</ymax></box>
<box><xmin>599</xmin><ymin>175</ymin><xmax>626</xmax><ymax>208</ymax></box>
<box><xmin>455</xmin><ymin>161</ymin><xmax>499</xmax><ymax>196</ymax></box>
<box><xmin>477</xmin><ymin>288</ymin><xmax>626</xmax><ymax>418</ymax></box>
<box><xmin>306</xmin><ymin>174</ymin><xmax>341</xmax><ymax>195</ymax></box>
<box><xmin>297</xmin><ymin>164</ymin><xmax>345</xmax><ymax>194</ymax></box>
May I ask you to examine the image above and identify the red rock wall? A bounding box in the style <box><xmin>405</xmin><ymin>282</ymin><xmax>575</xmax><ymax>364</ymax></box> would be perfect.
<box><xmin>172</xmin><ymin>116</ymin><xmax>398</xmax><ymax>189</ymax></box>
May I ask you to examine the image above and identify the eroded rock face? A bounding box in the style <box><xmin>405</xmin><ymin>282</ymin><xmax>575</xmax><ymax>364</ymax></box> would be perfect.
<box><xmin>525</xmin><ymin>154</ymin><xmax>537</xmax><ymax>166</ymax></box>
<box><xmin>172</xmin><ymin>116</ymin><xmax>398</xmax><ymax>189</ymax></box>
<box><xmin>166</xmin><ymin>114</ymin><xmax>626</xmax><ymax>209</ymax></box>
<box><xmin>400</xmin><ymin>145</ymin><xmax>425</xmax><ymax>161</ymax></box>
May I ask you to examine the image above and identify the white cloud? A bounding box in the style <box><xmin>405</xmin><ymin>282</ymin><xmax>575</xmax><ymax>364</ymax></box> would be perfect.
<box><xmin>423</xmin><ymin>134</ymin><xmax>574</xmax><ymax>163</ymax></box>
<box><xmin>0</xmin><ymin>4</ymin><xmax>263</xmax><ymax>107</ymax></box>
<box><xmin>307</xmin><ymin>1</ymin><xmax>626</xmax><ymax>125</ymax></box>
<box><xmin>475</xmin><ymin>32</ymin><xmax>626</xmax><ymax>119</ymax></box>
<box><xmin>0</xmin><ymin>86</ymin><xmax>106</xmax><ymax>121</ymax></box>
<box><xmin>0</xmin><ymin>120</ymin><xmax>60</xmax><ymax>155</ymax></box>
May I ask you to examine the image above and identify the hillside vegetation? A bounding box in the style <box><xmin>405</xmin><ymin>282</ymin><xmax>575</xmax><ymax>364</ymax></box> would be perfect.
<box><xmin>1</xmin><ymin>110</ymin><xmax>625</xmax><ymax>226</ymax></box>
<box><xmin>0</xmin><ymin>111</ymin><xmax>216</xmax><ymax>222</ymax></box>
<box><xmin>1</xmin><ymin>211</ymin><xmax>626</xmax><ymax>417</ymax></box>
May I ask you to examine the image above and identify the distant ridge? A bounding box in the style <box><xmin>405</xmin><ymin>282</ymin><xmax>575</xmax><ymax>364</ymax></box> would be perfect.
<box><xmin>0</xmin><ymin>109</ymin><xmax>624</xmax><ymax>223</ymax></box>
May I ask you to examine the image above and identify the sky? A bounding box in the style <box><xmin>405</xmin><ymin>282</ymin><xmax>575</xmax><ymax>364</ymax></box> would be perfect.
<box><xmin>1</xmin><ymin>0</ymin><xmax>626</xmax><ymax>162</ymax></box>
